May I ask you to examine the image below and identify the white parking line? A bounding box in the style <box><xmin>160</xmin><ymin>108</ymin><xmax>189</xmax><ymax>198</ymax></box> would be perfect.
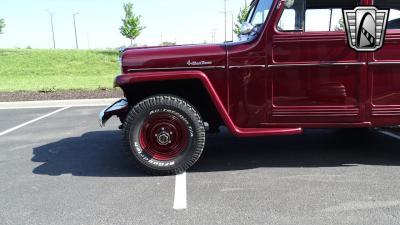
<box><xmin>0</xmin><ymin>105</ymin><xmax>108</xmax><ymax>110</ymax></box>
<box><xmin>379</xmin><ymin>130</ymin><xmax>400</xmax><ymax>141</ymax></box>
<box><xmin>0</xmin><ymin>98</ymin><xmax>119</xmax><ymax>110</ymax></box>
<box><xmin>173</xmin><ymin>172</ymin><xmax>187</xmax><ymax>210</ymax></box>
<box><xmin>0</xmin><ymin>107</ymin><xmax>70</xmax><ymax>137</ymax></box>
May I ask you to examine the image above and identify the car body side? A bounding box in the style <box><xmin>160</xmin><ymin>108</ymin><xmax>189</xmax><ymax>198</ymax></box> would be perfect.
<box><xmin>110</xmin><ymin>0</ymin><xmax>400</xmax><ymax>137</ymax></box>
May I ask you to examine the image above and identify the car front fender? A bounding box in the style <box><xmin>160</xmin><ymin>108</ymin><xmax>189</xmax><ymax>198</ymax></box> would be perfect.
<box><xmin>114</xmin><ymin>71</ymin><xmax>302</xmax><ymax>137</ymax></box>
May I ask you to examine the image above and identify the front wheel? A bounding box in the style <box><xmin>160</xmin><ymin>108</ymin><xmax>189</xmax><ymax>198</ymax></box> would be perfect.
<box><xmin>123</xmin><ymin>95</ymin><xmax>206</xmax><ymax>175</ymax></box>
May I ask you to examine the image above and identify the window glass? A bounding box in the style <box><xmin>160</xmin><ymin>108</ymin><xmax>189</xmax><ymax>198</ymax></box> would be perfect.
<box><xmin>248</xmin><ymin>0</ymin><xmax>274</xmax><ymax>25</ymax></box>
<box><xmin>277</xmin><ymin>0</ymin><xmax>359</xmax><ymax>32</ymax></box>
<box><xmin>277</xmin><ymin>9</ymin><xmax>296</xmax><ymax>31</ymax></box>
<box><xmin>331</xmin><ymin>9</ymin><xmax>345</xmax><ymax>31</ymax></box>
<box><xmin>277</xmin><ymin>0</ymin><xmax>304</xmax><ymax>31</ymax></box>
<box><xmin>375</xmin><ymin>0</ymin><xmax>400</xmax><ymax>29</ymax></box>
<box><xmin>305</xmin><ymin>9</ymin><xmax>344</xmax><ymax>31</ymax></box>
<box><xmin>305</xmin><ymin>9</ymin><xmax>331</xmax><ymax>31</ymax></box>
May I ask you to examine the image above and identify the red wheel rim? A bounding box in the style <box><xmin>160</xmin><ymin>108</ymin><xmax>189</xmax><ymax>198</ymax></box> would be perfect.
<box><xmin>139</xmin><ymin>112</ymin><xmax>189</xmax><ymax>161</ymax></box>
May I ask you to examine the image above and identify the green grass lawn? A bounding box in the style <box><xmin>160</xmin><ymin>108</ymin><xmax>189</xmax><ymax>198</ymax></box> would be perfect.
<box><xmin>0</xmin><ymin>49</ymin><xmax>120</xmax><ymax>92</ymax></box>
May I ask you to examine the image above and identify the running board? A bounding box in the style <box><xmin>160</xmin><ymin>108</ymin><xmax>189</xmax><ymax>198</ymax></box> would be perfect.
<box><xmin>230</xmin><ymin>127</ymin><xmax>302</xmax><ymax>137</ymax></box>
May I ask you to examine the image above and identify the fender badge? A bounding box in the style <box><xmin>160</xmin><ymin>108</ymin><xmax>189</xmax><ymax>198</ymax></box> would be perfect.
<box><xmin>187</xmin><ymin>60</ymin><xmax>213</xmax><ymax>66</ymax></box>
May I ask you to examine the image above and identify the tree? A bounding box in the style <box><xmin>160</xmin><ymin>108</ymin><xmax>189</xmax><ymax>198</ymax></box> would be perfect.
<box><xmin>0</xmin><ymin>18</ymin><xmax>5</xmax><ymax>34</ymax></box>
<box><xmin>233</xmin><ymin>5</ymin><xmax>250</xmax><ymax>38</ymax></box>
<box><xmin>120</xmin><ymin>3</ymin><xmax>146</xmax><ymax>46</ymax></box>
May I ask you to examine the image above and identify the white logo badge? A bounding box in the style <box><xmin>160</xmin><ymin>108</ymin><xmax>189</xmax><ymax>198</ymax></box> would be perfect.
<box><xmin>343</xmin><ymin>6</ymin><xmax>389</xmax><ymax>52</ymax></box>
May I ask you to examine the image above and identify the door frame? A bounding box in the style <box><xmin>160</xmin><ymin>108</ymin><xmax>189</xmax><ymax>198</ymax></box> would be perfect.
<box><xmin>263</xmin><ymin>0</ymin><xmax>370</xmax><ymax>127</ymax></box>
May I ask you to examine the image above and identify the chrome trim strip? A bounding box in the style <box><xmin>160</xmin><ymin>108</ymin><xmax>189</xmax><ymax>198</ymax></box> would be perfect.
<box><xmin>272</xmin><ymin>114</ymin><xmax>358</xmax><ymax>117</ymax></box>
<box><xmin>229</xmin><ymin>65</ymin><xmax>266</xmax><ymax>69</ymax></box>
<box><xmin>127</xmin><ymin>66</ymin><xmax>226</xmax><ymax>72</ymax></box>
<box><xmin>268</xmin><ymin>62</ymin><xmax>366</xmax><ymax>68</ymax></box>
<box><xmin>368</xmin><ymin>61</ymin><xmax>400</xmax><ymax>65</ymax></box>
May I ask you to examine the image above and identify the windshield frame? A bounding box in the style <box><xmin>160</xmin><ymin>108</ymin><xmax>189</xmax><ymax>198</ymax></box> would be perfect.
<box><xmin>246</xmin><ymin>0</ymin><xmax>258</xmax><ymax>23</ymax></box>
<box><xmin>237</xmin><ymin>0</ymin><xmax>275</xmax><ymax>42</ymax></box>
<box><xmin>247</xmin><ymin>0</ymin><xmax>274</xmax><ymax>25</ymax></box>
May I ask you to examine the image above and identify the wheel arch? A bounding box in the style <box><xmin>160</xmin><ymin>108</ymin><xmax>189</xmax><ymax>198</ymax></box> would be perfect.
<box><xmin>117</xmin><ymin>71</ymin><xmax>224</xmax><ymax>132</ymax></box>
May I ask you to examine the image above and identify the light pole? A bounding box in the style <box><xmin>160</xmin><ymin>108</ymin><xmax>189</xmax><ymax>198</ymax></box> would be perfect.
<box><xmin>211</xmin><ymin>29</ymin><xmax>217</xmax><ymax>43</ymax></box>
<box><xmin>219</xmin><ymin>0</ymin><xmax>229</xmax><ymax>42</ymax></box>
<box><xmin>231</xmin><ymin>12</ymin><xmax>234</xmax><ymax>41</ymax></box>
<box><xmin>221</xmin><ymin>10</ymin><xmax>234</xmax><ymax>42</ymax></box>
<box><xmin>224</xmin><ymin>0</ymin><xmax>227</xmax><ymax>42</ymax></box>
<box><xmin>46</xmin><ymin>10</ymin><xmax>56</xmax><ymax>49</ymax></box>
<box><xmin>73</xmin><ymin>12</ymin><xmax>79</xmax><ymax>49</ymax></box>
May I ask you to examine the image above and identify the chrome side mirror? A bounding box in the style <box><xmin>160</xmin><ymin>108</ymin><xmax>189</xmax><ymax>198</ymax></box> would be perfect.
<box><xmin>240</xmin><ymin>22</ymin><xmax>255</xmax><ymax>35</ymax></box>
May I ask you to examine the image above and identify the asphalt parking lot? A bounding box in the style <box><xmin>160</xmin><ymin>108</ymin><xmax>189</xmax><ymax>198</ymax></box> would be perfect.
<box><xmin>1</xmin><ymin>105</ymin><xmax>400</xmax><ymax>225</ymax></box>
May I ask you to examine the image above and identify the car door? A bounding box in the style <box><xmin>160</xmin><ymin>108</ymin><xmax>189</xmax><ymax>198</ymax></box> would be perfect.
<box><xmin>368</xmin><ymin>0</ymin><xmax>400</xmax><ymax>125</ymax></box>
<box><xmin>267</xmin><ymin>0</ymin><xmax>367</xmax><ymax>125</ymax></box>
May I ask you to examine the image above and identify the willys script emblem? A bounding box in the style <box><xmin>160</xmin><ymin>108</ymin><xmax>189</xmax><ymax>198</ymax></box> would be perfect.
<box><xmin>187</xmin><ymin>60</ymin><xmax>212</xmax><ymax>66</ymax></box>
<box><xmin>343</xmin><ymin>6</ymin><xmax>389</xmax><ymax>52</ymax></box>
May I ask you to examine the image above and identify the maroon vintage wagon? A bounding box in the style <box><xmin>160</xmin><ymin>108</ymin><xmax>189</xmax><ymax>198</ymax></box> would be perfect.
<box><xmin>100</xmin><ymin>0</ymin><xmax>400</xmax><ymax>175</ymax></box>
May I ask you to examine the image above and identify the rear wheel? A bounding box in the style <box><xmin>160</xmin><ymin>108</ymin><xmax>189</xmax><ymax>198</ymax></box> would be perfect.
<box><xmin>123</xmin><ymin>95</ymin><xmax>206</xmax><ymax>175</ymax></box>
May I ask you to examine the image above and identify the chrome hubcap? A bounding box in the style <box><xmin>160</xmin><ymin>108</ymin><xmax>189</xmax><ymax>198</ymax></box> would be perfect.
<box><xmin>156</xmin><ymin>130</ymin><xmax>172</xmax><ymax>146</ymax></box>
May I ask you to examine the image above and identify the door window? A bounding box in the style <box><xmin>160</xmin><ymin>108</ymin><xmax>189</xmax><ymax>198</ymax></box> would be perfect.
<box><xmin>277</xmin><ymin>0</ymin><xmax>360</xmax><ymax>32</ymax></box>
<box><xmin>375</xmin><ymin>0</ymin><xmax>400</xmax><ymax>29</ymax></box>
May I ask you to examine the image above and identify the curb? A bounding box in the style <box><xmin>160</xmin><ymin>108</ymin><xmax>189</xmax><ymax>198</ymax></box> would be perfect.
<box><xmin>0</xmin><ymin>98</ymin><xmax>120</xmax><ymax>109</ymax></box>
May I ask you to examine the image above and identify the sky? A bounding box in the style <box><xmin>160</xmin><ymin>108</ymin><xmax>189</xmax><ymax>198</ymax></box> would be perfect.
<box><xmin>3</xmin><ymin>1</ymin><xmax>397</xmax><ymax>49</ymax></box>
<box><xmin>0</xmin><ymin>0</ymin><xmax>247</xmax><ymax>49</ymax></box>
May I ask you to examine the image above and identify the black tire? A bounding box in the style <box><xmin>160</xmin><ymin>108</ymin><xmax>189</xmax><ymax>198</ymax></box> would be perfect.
<box><xmin>123</xmin><ymin>95</ymin><xmax>206</xmax><ymax>175</ymax></box>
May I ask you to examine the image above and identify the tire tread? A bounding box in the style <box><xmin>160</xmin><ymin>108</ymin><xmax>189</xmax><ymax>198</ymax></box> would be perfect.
<box><xmin>122</xmin><ymin>95</ymin><xmax>205</xmax><ymax>176</ymax></box>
